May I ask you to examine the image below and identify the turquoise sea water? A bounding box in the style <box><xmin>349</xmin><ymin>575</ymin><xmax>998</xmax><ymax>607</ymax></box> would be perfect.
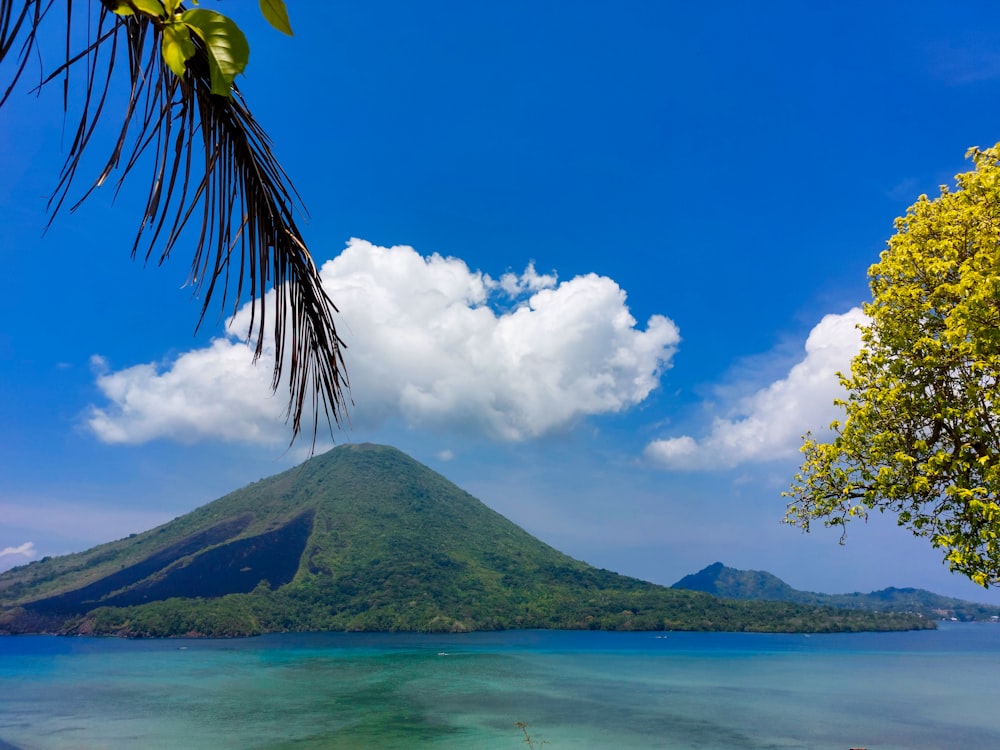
<box><xmin>1</xmin><ymin>624</ymin><xmax>999</xmax><ymax>749</ymax></box>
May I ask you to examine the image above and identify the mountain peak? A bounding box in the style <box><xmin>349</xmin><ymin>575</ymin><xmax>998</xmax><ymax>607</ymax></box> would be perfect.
<box><xmin>673</xmin><ymin>563</ymin><xmax>1000</xmax><ymax>621</ymax></box>
<box><xmin>672</xmin><ymin>563</ymin><xmax>796</xmax><ymax>601</ymax></box>
<box><xmin>1</xmin><ymin>450</ymin><xmax>934</xmax><ymax>637</ymax></box>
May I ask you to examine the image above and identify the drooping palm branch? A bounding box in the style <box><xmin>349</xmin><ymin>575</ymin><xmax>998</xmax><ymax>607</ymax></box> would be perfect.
<box><xmin>1</xmin><ymin>0</ymin><xmax>348</xmax><ymax>444</ymax></box>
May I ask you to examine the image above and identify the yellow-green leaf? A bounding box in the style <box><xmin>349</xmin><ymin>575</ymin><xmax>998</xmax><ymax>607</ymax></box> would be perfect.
<box><xmin>786</xmin><ymin>141</ymin><xmax>1000</xmax><ymax>588</ymax></box>
<box><xmin>181</xmin><ymin>9</ymin><xmax>250</xmax><ymax>97</ymax></box>
<box><xmin>161</xmin><ymin>22</ymin><xmax>196</xmax><ymax>78</ymax></box>
<box><xmin>259</xmin><ymin>0</ymin><xmax>293</xmax><ymax>36</ymax></box>
<box><xmin>131</xmin><ymin>0</ymin><xmax>167</xmax><ymax>18</ymax></box>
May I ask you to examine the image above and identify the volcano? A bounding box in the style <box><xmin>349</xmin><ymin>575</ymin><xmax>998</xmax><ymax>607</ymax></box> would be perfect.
<box><xmin>0</xmin><ymin>444</ymin><xmax>930</xmax><ymax>636</ymax></box>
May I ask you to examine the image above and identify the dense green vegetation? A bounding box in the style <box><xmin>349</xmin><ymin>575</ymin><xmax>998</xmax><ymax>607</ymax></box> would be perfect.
<box><xmin>0</xmin><ymin>445</ymin><xmax>933</xmax><ymax>637</ymax></box>
<box><xmin>673</xmin><ymin>562</ymin><xmax>1000</xmax><ymax>621</ymax></box>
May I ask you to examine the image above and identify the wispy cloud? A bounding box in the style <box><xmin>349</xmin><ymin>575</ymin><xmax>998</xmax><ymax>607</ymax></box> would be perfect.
<box><xmin>0</xmin><ymin>541</ymin><xmax>37</xmax><ymax>571</ymax></box>
<box><xmin>0</xmin><ymin>541</ymin><xmax>35</xmax><ymax>560</ymax></box>
<box><xmin>88</xmin><ymin>239</ymin><xmax>680</xmax><ymax>444</ymax></box>
<box><xmin>887</xmin><ymin>177</ymin><xmax>921</xmax><ymax>203</ymax></box>
<box><xmin>645</xmin><ymin>308</ymin><xmax>866</xmax><ymax>470</ymax></box>
<box><xmin>0</xmin><ymin>499</ymin><xmax>174</xmax><ymax>547</ymax></box>
<box><xmin>927</xmin><ymin>36</ymin><xmax>1000</xmax><ymax>85</ymax></box>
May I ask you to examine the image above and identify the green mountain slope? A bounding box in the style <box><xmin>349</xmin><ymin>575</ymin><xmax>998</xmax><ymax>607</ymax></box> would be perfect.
<box><xmin>673</xmin><ymin>562</ymin><xmax>1000</xmax><ymax>621</ymax></box>
<box><xmin>0</xmin><ymin>445</ymin><xmax>932</xmax><ymax>636</ymax></box>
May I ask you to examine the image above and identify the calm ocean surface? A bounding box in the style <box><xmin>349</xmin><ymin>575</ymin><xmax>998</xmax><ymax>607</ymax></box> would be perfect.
<box><xmin>1</xmin><ymin>623</ymin><xmax>998</xmax><ymax>749</ymax></box>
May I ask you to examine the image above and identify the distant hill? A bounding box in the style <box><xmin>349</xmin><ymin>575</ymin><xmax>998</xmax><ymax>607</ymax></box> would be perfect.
<box><xmin>673</xmin><ymin>562</ymin><xmax>1000</xmax><ymax>621</ymax></box>
<box><xmin>0</xmin><ymin>445</ymin><xmax>932</xmax><ymax>637</ymax></box>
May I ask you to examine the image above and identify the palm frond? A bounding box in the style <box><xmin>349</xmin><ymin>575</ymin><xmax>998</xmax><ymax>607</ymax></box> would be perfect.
<box><xmin>1</xmin><ymin>0</ymin><xmax>45</xmax><ymax>108</ymax></box>
<box><xmin>0</xmin><ymin>0</ymin><xmax>349</xmax><ymax>444</ymax></box>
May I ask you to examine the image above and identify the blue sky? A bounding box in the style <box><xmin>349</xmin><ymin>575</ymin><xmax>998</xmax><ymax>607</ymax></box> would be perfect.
<box><xmin>3</xmin><ymin>1</ymin><xmax>1000</xmax><ymax>602</ymax></box>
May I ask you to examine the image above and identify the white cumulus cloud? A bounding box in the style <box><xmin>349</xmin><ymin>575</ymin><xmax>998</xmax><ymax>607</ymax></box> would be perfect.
<box><xmin>645</xmin><ymin>307</ymin><xmax>867</xmax><ymax>470</ymax></box>
<box><xmin>89</xmin><ymin>239</ymin><xmax>680</xmax><ymax>444</ymax></box>
<box><xmin>88</xmin><ymin>340</ymin><xmax>282</xmax><ymax>444</ymax></box>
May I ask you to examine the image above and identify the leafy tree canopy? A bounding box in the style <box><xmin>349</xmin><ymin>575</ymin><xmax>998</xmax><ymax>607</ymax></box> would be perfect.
<box><xmin>0</xmin><ymin>0</ymin><xmax>347</xmax><ymax>444</ymax></box>
<box><xmin>786</xmin><ymin>144</ymin><xmax>1000</xmax><ymax>587</ymax></box>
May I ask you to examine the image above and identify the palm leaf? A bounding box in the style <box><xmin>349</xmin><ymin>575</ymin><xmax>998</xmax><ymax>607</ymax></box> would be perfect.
<box><xmin>0</xmin><ymin>0</ymin><xmax>349</xmax><ymax>444</ymax></box>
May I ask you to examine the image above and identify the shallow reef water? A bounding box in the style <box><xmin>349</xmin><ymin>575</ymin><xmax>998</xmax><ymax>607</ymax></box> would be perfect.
<box><xmin>1</xmin><ymin>624</ymin><xmax>999</xmax><ymax>749</ymax></box>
